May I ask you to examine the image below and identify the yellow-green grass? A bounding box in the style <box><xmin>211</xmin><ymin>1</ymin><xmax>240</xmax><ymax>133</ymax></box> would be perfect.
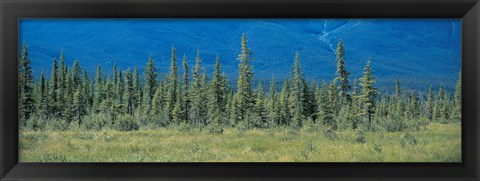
<box><xmin>19</xmin><ymin>123</ymin><xmax>461</xmax><ymax>162</ymax></box>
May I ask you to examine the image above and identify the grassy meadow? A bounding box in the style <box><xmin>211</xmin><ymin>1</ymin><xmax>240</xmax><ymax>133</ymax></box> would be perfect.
<box><xmin>19</xmin><ymin>122</ymin><xmax>461</xmax><ymax>162</ymax></box>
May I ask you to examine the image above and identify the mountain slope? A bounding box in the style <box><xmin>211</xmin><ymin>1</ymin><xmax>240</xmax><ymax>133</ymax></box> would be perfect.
<box><xmin>19</xmin><ymin>19</ymin><xmax>461</xmax><ymax>93</ymax></box>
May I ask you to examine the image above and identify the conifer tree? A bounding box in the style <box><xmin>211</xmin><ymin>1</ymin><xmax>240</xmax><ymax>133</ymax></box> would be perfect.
<box><xmin>93</xmin><ymin>64</ymin><xmax>103</xmax><ymax>113</ymax></box>
<box><xmin>278</xmin><ymin>79</ymin><xmax>290</xmax><ymax>126</ymax></box>
<box><xmin>48</xmin><ymin>57</ymin><xmax>58</xmax><ymax>117</ymax></box>
<box><xmin>208</xmin><ymin>55</ymin><xmax>227</xmax><ymax>125</ymax></box>
<box><xmin>181</xmin><ymin>55</ymin><xmax>190</xmax><ymax>123</ymax></box>
<box><xmin>124</xmin><ymin>68</ymin><xmax>134</xmax><ymax>115</ymax></box>
<box><xmin>72</xmin><ymin>60</ymin><xmax>82</xmax><ymax>87</ymax></box>
<box><xmin>132</xmin><ymin>66</ymin><xmax>142</xmax><ymax>114</ymax></box>
<box><xmin>440</xmin><ymin>86</ymin><xmax>450</xmax><ymax>120</ymax></box>
<box><xmin>116</xmin><ymin>70</ymin><xmax>124</xmax><ymax>103</ymax></box>
<box><xmin>267</xmin><ymin>76</ymin><xmax>279</xmax><ymax>127</ymax></box>
<box><xmin>302</xmin><ymin>78</ymin><xmax>316</xmax><ymax>119</ymax></box>
<box><xmin>254</xmin><ymin>82</ymin><xmax>267</xmax><ymax>128</ymax></box>
<box><xmin>113</xmin><ymin>64</ymin><xmax>118</xmax><ymax>86</ymax></box>
<box><xmin>350</xmin><ymin>79</ymin><xmax>361</xmax><ymax>129</ymax></box>
<box><xmin>100</xmin><ymin>76</ymin><xmax>115</xmax><ymax>121</ymax></box>
<box><xmin>433</xmin><ymin>85</ymin><xmax>446</xmax><ymax>120</ymax></box>
<box><xmin>452</xmin><ymin>71</ymin><xmax>462</xmax><ymax>122</ymax></box>
<box><xmin>142</xmin><ymin>55</ymin><xmax>158</xmax><ymax>115</ymax></box>
<box><xmin>426</xmin><ymin>85</ymin><xmax>434</xmax><ymax>120</ymax></box>
<box><xmin>406</xmin><ymin>92</ymin><xmax>420</xmax><ymax>119</ymax></box>
<box><xmin>358</xmin><ymin>60</ymin><xmax>377</xmax><ymax>129</ymax></box>
<box><xmin>18</xmin><ymin>43</ymin><xmax>35</xmax><ymax>124</ymax></box>
<box><xmin>72</xmin><ymin>85</ymin><xmax>86</xmax><ymax>124</ymax></box>
<box><xmin>317</xmin><ymin>81</ymin><xmax>336</xmax><ymax>129</ymax></box>
<box><xmin>63</xmin><ymin>68</ymin><xmax>73</xmax><ymax>122</ymax></box>
<box><xmin>191</xmin><ymin>50</ymin><xmax>207</xmax><ymax>126</ymax></box>
<box><xmin>172</xmin><ymin>81</ymin><xmax>185</xmax><ymax>124</ymax></box>
<box><xmin>289</xmin><ymin>52</ymin><xmax>305</xmax><ymax>128</ymax></box>
<box><xmin>165</xmin><ymin>47</ymin><xmax>179</xmax><ymax>122</ymax></box>
<box><xmin>233</xmin><ymin>33</ymin><xmax>254</xmax><ymax>124</ymax></box>
<box><xmin>151</xmin><ymin>79</ymin><xmax>166</xmax><ymax>117</ymax></box>
<box><xmin>56</xmin><ymin>52</ymin><xmax>67</xmax><ymax>119</ymax></box>
<box><xmin>395</xmin><ymin>79</ymin><xmax>404</xmax><ymax>117</ymax></box>
<box><xmin>377</xmin><ymin>95</ymin><xmax>388</xmax><ymax>117</ymax></box>
<box><xmin>334</xmin><ymin>39</ymin><xmax>351</xmax><ymax>105</ymax></box>
<box><xmin>82</xmin><ymin>70</ymin><xmax>92</xmax><ymax>113</ymax></box>
<box><xmin>35</xmin><ymin>71</ymin><xmax>48</xmax><ymax>117</ymax></box>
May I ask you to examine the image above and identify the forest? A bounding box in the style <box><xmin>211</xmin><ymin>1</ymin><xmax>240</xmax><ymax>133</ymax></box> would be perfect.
<box><xmin>18</xmin><ymin>34</ymin><xmax>462</xmax><ymax>162</ymax></box>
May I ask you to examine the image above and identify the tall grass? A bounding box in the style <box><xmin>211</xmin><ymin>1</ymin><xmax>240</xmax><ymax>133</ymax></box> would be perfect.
<box><xmin>19</xmin><ymin>123</ymin><xmax>461</xmax><ymax>162</ymax></box>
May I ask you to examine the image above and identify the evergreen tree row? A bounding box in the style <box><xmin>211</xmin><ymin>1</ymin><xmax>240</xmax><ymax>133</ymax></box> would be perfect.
<box><xmin>18</xmin><ymin>34</ymin><xmax>462</xmax><ymax>132</ymax></box>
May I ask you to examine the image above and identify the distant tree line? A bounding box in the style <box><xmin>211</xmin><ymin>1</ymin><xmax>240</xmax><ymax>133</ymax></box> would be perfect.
<box><xmin>18</xmin><ymin>34</ymin><xmax>462</xmax><ymax>133</ymax></box>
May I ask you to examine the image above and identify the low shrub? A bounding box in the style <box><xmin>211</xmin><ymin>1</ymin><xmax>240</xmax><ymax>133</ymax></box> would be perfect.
<box><xmin>46</xmin><ymin>118</ymin><xmax>69</xmax><ymax>131</ymax></box>
<box><xmin>301</xmin><ymin>117</ymin><xmax>318</xmax><ymax>133</ymax></box>
<box><xmin>20</xmin><ymin>132</ymin><xmax>49</xmax><ymax>142</ymax></box>
<box><xmin>25</xmin><ymin>115</ymin><xmax>47</xmax><ymax>131</ymax></box>
<box><xmin>383</xmin><ymin>118</ymin><xmax>407</xmax><ymax>132</ymax></box>
<box><xmin>323</xmin><ymin>128</ymin><xmax>337</xmax><ymax>140</ymax></box>
<box><xmin>81</xmin><ymin>114</ymin><xmax>110</xmax><ymax>131</ymax></box>
<box><xmin>266</xmin><ymin>128</ymin><xmax>275</xmax><ymax>136</ymax></box>
<box><xmin>206</xmin><ymin>125</ymin><xmax>224</xmax><ymax>134</ymax></box>
<box><xmin>400</xmin><ymin>132</ymin><xmax>418</xmax><ymax>147</ymax></box>
<box><xmin>355</xmin><ymin>129</ymin><xmax>367</xmax><ymax>143</ymax></box>
<box><xmin>372</xmin><ymin>143</ymin><xmax>383</xmax><ymax>153</ymax></box>
<box><xmin>406</xmin><ymin>117</ymin><xmax>430</xmax><ymax>131</ymax></box>
<box><xmin>113</xmin><ymin>115</ymin><xmax>140</xmax><ymax>131</ymax></box>
<box><xmin>300</xmin><ymin>141</ymin><xmax>317</xmax><ymax>159</ymax></box>
<box><xmin>75</xmin><ymin>131</ymin><xmax>96</xmax><ymax>140</ymax></box>
<box><xmin>40</xmin><ymin>152</ymin><xmax>68</xmax><ymax>162</ymax></box>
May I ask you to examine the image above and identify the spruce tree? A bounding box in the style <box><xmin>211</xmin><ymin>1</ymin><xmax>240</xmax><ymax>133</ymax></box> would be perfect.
<box><xmin>93</xmin><ymin>64</ymin><xmax>103</xmax><ymax>113</ymax></box>
<box><xmin>83</xmin><ymin>70</ymin><xmax>93</xmax><ymax>112</ymax></box>
<box><xmin>334</xmin><ymin>39</ymin><xmax>351</xmax><ymax>105</ymax></box>
<box><xmin>395</xmin><ymin>79</ymin><xmax>404</xmax><ymax>117</ymax></box>
<box><xmin>124</xmin><ymin>68</ymin><xmax>134</xmax><ymax>115</ymax></box>
<box><xmin>72</xmin><ymin>60</ymin><xmax>82</xmax><ymax>87</ymax></box>
<box><xmin>72</xmin><ymin>85</ymin><xmax>86</xmax><ymax>124</ymax></box>
<box><xmin>165</xmin><ymin>47</ymin><xmax>179</xmax><ymax>122</ymax></box>
<box><xmin>289</xmin><ymin>51</ymin><xmax>305</xmax><ymax>128</ymax></box>
<box><xmin>56</xmin><ymin>53</ymin><xmax>67</xmax><ymax>118</ymax></box>
<box><xmin>18</xmin><ymin>43</ymin><xmax>35</xmax><ymax>124</ymax></box>
<box><xmin>358</xmin><ymin>60</ymin><xmax>377</xmax><ymax>130</ymax></box>
<box><xmin>302</xmin><ymin>78</ymin><xmax>316</xmax><ymax>119</ymax></box>
<box><xmin>100</xmin><ymin>76</ymin><xmax>115</xmax><ymax>123</ymax></box>
<box><xmin>350</xmin><ymin>79</ymin><xmax>361</xmax><ymax>129</ymax></box>
<box><xmin>132</xmin><ymin>66</ymin><xmax>142</xmax><ymax>114</ymax></box>
<box><xmin>208</xmin><ymin>54</ymin><xmax>227</xmax><ymax>125</ymax></box>
<box><xmin>452</xmin><ymin>71</ymin><xmax>461</xmax><ymax>122</ymax></box>
<box><xmin>48</xmin><ymin>57</ymin><xmax>58</xmax><ymax>117</ymax></box>
<box><xmin>142</xmin><ymin>55</ymin><xmax>158</xmax><ymax>115</ymax></box>
<box><xmin>433</xmin><ymin>85</ymin><xmax>446</xmax><ymax>120</ymax></box>
<box><xmin>35</xmin><ymin>71</ymin><xmax>48</xmax><ymax>118</ymax></box>
<box><xmin>172</xmin><ymin>81</ymin><xmax>184</xmax><ymax>124</ymax></box>
<box><xmin>113</xmin><ymin>64</ymin><xmax>118</xmax><ymax>86</ymax></box>
<box><xmin>191</xmin><ymin>50</ymin><xmax>207</xmax><ymax>126</ymax></box>
<box><xmin>151</xmin><ymin>79</ymin><xmax>166</xmax><ymax>117</ymax></box>
<box><xmin>440</xmin><ymin>86</ymin><xmax>450</xmax><ymax>120</ymax></box>
<box><xmin>63</xmin><ymin>68</ymin><xmax>73</xmax><ymax>122</ymax></box>
<box><xmin>426</xmin><ymin>85</ymin><xmax>434</xmax><ymax>120</ymax></box>
<box><xmin>317</xmin><ymin>81</ymin><xmax>336</xmax><ymax>129</ymax></box>
<box><xmin>278</xmin><ymin>79</ymin><xmax>290</xmax><ymax>126</ymax></box>
<box><xmin>181</xmin><ymin>55</ymin><xmax>190</xmax><ymax>123</ymax></box>
<box><xmin>267</xmin><ymin>76</ymin><xmax>279</xmax><ymax>127</ymax></box>
<box><xmin>254</xmin><ymin>82</ymin><xmax>267</xmax><ymax>128</ymax></box>
<box><xmin>233</xmin><ymin>33</ymin><xmax>254</xmax><ymax>124</ymax></box>
<box><xmin>116</xmin><ymin>71</ymin><xmax>124</xmax><ymax>103</ymax></box>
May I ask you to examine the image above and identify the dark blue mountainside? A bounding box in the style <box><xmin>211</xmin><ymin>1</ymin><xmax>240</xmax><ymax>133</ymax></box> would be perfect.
<box><xmin>19</xmin><ymin>19</ymin><xmax>461</xmax><ymax>94</ymax></box>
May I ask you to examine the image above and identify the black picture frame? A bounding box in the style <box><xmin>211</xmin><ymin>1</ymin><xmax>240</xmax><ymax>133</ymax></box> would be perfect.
<box><xmin>1</xmin><ymin>0</ymin><xmax>479</xmax><ymax>180</ymax></box>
